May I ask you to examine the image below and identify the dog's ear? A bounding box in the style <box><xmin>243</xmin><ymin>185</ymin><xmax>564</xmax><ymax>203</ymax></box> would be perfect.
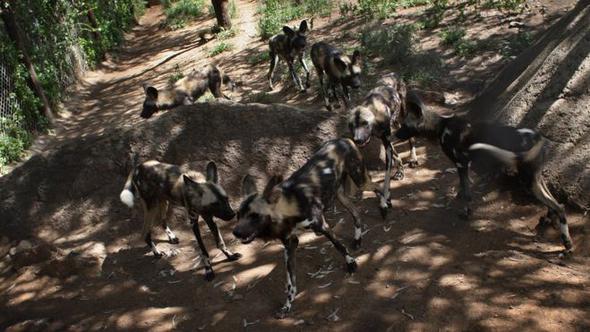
<box><xmin>262</xmin><ymin>175</ymin><xmax>283</xmax><ymax>203</ymax></box>
<box><xmin>351</xmin><ymin>50</ymin><xmax>361</xmax><ymax>65</ymax></box>
<box><xmin>183</xmin><ymin>174</ymin><xmax>203</xmax><ymax>191</ymax></box>
<box><xmin>206</xmin><ymin>161</ymin><xmax>219</xmax><ymax>183</ymax></box>
<box><xmin>298</xmin><ymin>20</ymin><xmax>308</xmax><ymax>34</ymax></box>
<box><xmin>283</xmin><ymin>25</ymin><xmax>296</xmax><ymax>37</ymax></box>
<box><xmin>334</xmin><ymin>57</ymin><xmax>348</xmax><ymax>72</ymax></box>
<box><xmin>241</xmin><ymin>174</ymin><xmax>258</xmax><ymax>197</ymax></box>
<box><xmin>145</xmin><ymin>86</ymin><xmax>158</xmax><ymax>100</ymax></box>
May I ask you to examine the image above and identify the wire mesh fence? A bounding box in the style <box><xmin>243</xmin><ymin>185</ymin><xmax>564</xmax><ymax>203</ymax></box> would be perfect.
<box><xmin>0</xmin><ymin>56</ymin><xmax>22</xmax><ymax>134</ymax></box>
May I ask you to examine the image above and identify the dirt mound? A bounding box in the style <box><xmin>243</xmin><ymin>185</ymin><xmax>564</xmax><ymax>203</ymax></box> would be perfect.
<box><xmin>469</xmin><ymin>0</ymin><xmax>590</xmax><ymax>210</ymax></box>
<box><xmin>0</xmin><ymin>101</ymin><xmax>345</xmax><ymax>242</ymax></box>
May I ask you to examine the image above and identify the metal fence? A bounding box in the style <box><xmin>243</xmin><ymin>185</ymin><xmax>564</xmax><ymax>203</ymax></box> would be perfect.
<box><xmin>0</xmin><ymin>57</ymin><xmax>20</xmax><ymax>135</ymax></box>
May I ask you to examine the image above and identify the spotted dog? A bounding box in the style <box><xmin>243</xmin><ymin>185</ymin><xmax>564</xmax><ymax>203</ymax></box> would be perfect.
<box><xmin>394</xmin><ymin>99</ymin><xmax>574</xmax><ymax>256</ymax></box>
<box><xmin>232</xmin><ymin>138</ymin><xmax>382</xmax><ymax>318</ymax></box>
<box><xmin>310</xmin><ymin>42</ymin><xmax>362</xmax><ymax>110</ymax></box>
<box><xmin>141</xmin><ymin>64</ymin><xmax>234</xmax><ymax>119</ymax></box>
<box><xmin>120</xmin><ymin>159</ymin><xmax>241</xmax><ymax>280</ymax></box>
<box><xmin>268</xmin><ymin>20</ymin><xmax>310</xmax><ymax>92</ymax></box>
<box><xmin>348</xmin><ymin>73</ymin><xmax>420</xmax><ymax>217</ymax></box>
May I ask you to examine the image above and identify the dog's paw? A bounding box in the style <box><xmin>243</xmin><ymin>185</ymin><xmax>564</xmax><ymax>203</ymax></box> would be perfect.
<box><xmin>393</xmin><ymin>170</ymin><xmax>405</xmax><ymax>181</ymax></box>
<box><xmin>204</xmin><ymin>268</ymin><xmax>215</xmax><ymax>282</ymax></box>
<box><xmin>169</xmin><ymin>237</ymin><xmax>180</xmax><ymax>245</ymax></box>
<box><xmin>346</xmin><ymin>260</ymin><xmax>358</xmax><ymax>273</ymax></box>
<box><xmin>227</xmin><ymin>252</ymin><xmax>242</xmax><ymax>261</ymax></box>
<box><xmin>459</xmin><ymin>206</ymin><xmax>472</xmax><ymax>220</ymax></box>
<box><xmin>408</xmin><ymin>159</ymin><xmax>419</xmax><ymax>168</ymax></box>
<box><xmin>559</xmin><ymin>247</ymin><xmax>574</xmax><ymax>259</ymax></box>
<box><xmin>274</xmin><ymin>306</ymin><xmax>290</xmax><ymax>319</ymax></box>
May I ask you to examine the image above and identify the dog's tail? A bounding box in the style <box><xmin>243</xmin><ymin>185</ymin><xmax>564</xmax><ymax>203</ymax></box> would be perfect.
<box><xmin>468</xmin><ymin>137</ymin><xmax>545</xmax><ymax>167</ymax></box>
<box><xmin>120</xmin><ymin>154</ymin><xmax>139</xmax><ymax>208</ymax></box>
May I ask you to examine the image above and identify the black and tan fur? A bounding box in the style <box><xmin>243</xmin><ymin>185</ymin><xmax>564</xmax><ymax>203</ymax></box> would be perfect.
<box><xmin>348</xmin><ymin>73</ymin><xmax>420</xmax><ymax>217</ymax></box>
<box><xmin>394</xmin><ymin>98</ymin><xmax>574</xmax><ymax>256</ymax></box>
<box><xmin>141</xmin><ymin>64</ymin><xmax>234</xmax><ymax>119</ymax></box>
<box><xmin>232</xmin><ymin>138</ymin><xmax>382</xmax><ymax>318</ymax></box>
<box><xmin>268</xmin><ymin>20</ymin><xmax>310</xmax><ymax>92</ymax></box>
<box><xmin>120</xmin><ymin>159</ymin><xmax>241</xmax><ymax>280</ymax></box>
<box><xmin>311</xmin><ymin>42</ymin><xmax>362</xmax><ymax>110</ymax></box>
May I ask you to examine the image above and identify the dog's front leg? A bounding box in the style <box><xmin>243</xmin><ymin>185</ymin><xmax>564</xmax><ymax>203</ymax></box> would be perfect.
<box><xmin>142</xmin><ymin>203</ymin><xmax>163</xmax><ymax>257</ymax></box>
<box><xmin>190</xmin><ymin>216</ymin><xmax>215</xmax><ymax>281</ymax></box>
<box><xmin>287</xmin><ymin>59</ymin><xmax>303</xmax><ymax>91</ymax></box>
<box><xmin>408</xmin><ymin>137</ymin><xmax>419</xmax><ymax>167</ymax></box>
<box><xmin>299</xmin><ymin>55</ymin><xmax>310</xmax><ymax>90</ymax></box>
<box><xmin>276</xmin><ymin>235</ymin><xmax>299</xmax><ymax>319</ymax></box>
<box><xmin>203</xmin><ymin>215</ymin><xmax>242</xmax><ymax>261</ymax></box>
<box><xmin>457</xmin><ymin>163</ymin><xmax>472</xmax><ymax>218</ymax></box>
<box><xmin>336</xmin><ymin>190</ymin><xmax>363</xmax><ymax>249</ymax></box>
<box><xmin>379</xmin><ymin>138</ymin><xmax>397</xmax><ymax>219</ymax></box>
<box><xmin>341</xmin><ymin>83</ymin><xmax>351</xmax><ymax>109</ymax></box>
<box><xmin>268</xmin><ymin>52</ymin><xmax>279</xmax><ymax>90</ymax></box>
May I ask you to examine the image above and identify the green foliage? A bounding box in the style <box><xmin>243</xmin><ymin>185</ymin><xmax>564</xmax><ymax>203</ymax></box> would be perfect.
<box><xmin>361</xmin><ymin>24</ymin><xmax>443</xmax><ymax>85</ymax></box>
<box><xmin>482</xmin><ymin>0</ymin><xmax>525</xmax><ymax>11</ymax></box>
<box><xmin>0</xmin><ymin>0</ymin><xmax>144</xmax><ymax>168</ymax></box>
<box><xmin>258</xmin><ymin>0</ymin><xmax>332</xmax><ymax>39</ymax></box>
<box><xmin>418</xmin><ymin>0</ymin><xmax>448</xmax><ymax>29</ymax></box>
<box><xmin>168</xmin><ymin>64</ymin><xmax>184</xmax><ymax>84</ymax></box>
<box><xmin>357</xmin><ymin>0</ymin><xmax>398</xmax><ymax>19</ymax></box>
<box><xmin>163</xmin><ymin>0</ymin><xmax>205</xmax><ymax>29</ymax></box>
<box><xmin>0</xmin><ymin>114</ymin><xmax>33</xmax><ymax>167</ymax></box>
<box><xmin>209</xmin><ymin>42</ymin><xmax>233</xmax><ymax>56</ymax></box>
<box><xmin>216</xmin><ymin>27</ymin><xmax>237</xmax><ymax>40</ymax></box>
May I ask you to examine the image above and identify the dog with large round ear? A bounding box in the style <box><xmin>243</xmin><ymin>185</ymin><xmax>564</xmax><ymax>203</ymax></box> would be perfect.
<box><xmin>141</xmin><ymin>84</ymin><xmax>160</xmax><ymax>119</ymax></box>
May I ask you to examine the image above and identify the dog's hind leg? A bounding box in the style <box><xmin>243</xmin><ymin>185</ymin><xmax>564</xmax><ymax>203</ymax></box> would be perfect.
<box><xmin>336</xmin><ymin>190</ymin><xmax>362</xmax><ymax>250</ymax></box>
<box><xmin>456</xmin><ymin>163</ymin><xmax>472</xmax><ymax>218</ymax></box>
<box><xmin>311</xmin><ymin>206</ymin><xmax>357</xmax><ymax>273</ymax></box>
<box><xmin>160</xmin><ymin>201</ymin><xmax>179</xmax><ymax>244</ymax></box>
<box><xmin>408</xmin><ymin>137</ymin><xmax>419</xmax><ymax>167</ymax></box>
<box><xmin>190</xmin><ymin>216</ymin><xmax>215</xmax><ymax>281</ymax></box>
<box><xmin>203</xmin><ymin>215</ymin><xmax>241</xmax><ymax>261</ymax></box>
<box><xmin>531</xmin><ymin>175</ymin><xmax>574</xmax><ymax>256</ymax></box>
<box><xmin>142</xmin><ymin>201</ymin><xmax>163</xmax><ymax>258</ymax></box>
<box><xmin>268</xmin><ymin>52</ymin><xmax>279</xmax><ymax>90</ymax></box>
<box><xmin>276</xmin><ymin>235</ymin><xmax>299</xmax><ymax>319</ymax></box>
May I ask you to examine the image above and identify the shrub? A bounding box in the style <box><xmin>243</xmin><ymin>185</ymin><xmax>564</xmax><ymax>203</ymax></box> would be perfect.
<box><xmin>258</xmin><ymin>0</ymin><xmax>331</xmax><ymax>39</ymax></box>
<box><xmin>209</xmin><ymin>42</ymin><xmax>233</xmax><ymax>56</ymax></box>
<box><xmin>440</xmin><ymin>27</ymin><xmax>466</xmax><ymax>45</ymax></box>
<box><xmin>163</xmin><ymin>0</ymin><xmax>205</xmax><ymax>29</ymax></box>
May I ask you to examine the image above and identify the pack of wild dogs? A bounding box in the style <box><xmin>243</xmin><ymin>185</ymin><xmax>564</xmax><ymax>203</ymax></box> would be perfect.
<box><xmin>127</xmin><ymin>20</ymin><xmax>574</xmax><ymax>318</ymax></box>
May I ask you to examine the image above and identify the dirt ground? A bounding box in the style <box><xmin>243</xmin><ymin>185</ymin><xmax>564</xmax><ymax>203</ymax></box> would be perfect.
<box><xmin>1</xmin><ymin>1</ymin><xmax>589</xmax><ymax>331</ymax></box>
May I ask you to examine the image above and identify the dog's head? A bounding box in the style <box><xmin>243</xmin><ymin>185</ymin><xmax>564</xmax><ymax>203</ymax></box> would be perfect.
<box><xmin>348</xmin><ymin>106</ymin><xmax>375</xmax><ymax>147</ymax></box>
<box><xmin>334</xmin><ymin>50</ymin><xmax>362</xmax><ymax>89</ymax></box>
<box><xmin>283</xmin><ymin>20</ymin><xmax>308</xmax><ymax>55</ymax></box>
<box><xmin>233</xmin><ymin>175</ymin><xmax>283</xmax><ymax>244</ymax></box>
<box><xmin>183</xmin><ymin>162</ymin><xmax>235</xmax><ymax>221</ymax></box>
<box><xmin>395</xmin><ymin>91</ymin><xmax>425</xmax><ymax>140</ymax></box>
<box><xmin>141</xmin><ymin>85</ymin><xmax>159</xmax><ymax>119</ymax></box>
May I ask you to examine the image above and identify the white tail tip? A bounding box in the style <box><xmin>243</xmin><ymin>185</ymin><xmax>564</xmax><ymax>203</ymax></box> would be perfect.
<box><xmin>120</xmin><ymin>189</ymin><xmax>135</xmax><ymax>208</ymax></box>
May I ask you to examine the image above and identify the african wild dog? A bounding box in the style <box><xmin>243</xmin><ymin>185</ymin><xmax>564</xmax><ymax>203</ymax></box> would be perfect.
<box><xmin>119</xmin><ymin>159</ymin><xmax>241</xmax><ymax>280</ymax></box>
<box><xmin>232</xmin><ymin>138</ymin><xmax>383</xmax><ymax>318</ymax></box>
<box><xmin>310</xmin><ymin>42</ymin><xmax>362</xmax><ymax>110</ymax></box>
<box><xmin>394</xmin><ymin>97</ymin><xmax>574</xmax><ymax>256</ymax></box>
<box><xmin>141</xmin><ymin>64</ymin><xmax>234</xmax><ymax>119</ymax></box>
<box><xmin>348</xmin><ymin>73</ymin><xmax>420</xmax><ymax>217</ymax></box>
<box><xmin>268</xmin><ymin>20</ymin><xmax>310</xmax><ymax>92</ymax></box>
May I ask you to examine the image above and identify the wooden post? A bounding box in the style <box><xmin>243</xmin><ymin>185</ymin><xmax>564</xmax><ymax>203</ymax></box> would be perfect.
<box><xmin>0</xmin><ymin>1</ymin><xmax>54</xmax><ymax>124</ymax></box>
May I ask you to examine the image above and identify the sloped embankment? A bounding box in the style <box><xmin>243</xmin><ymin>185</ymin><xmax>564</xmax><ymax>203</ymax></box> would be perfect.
<box><xmin>469</xmin><ymin>0</ymin><xmax>590</xmax><ymax>209</ymax></box>
<box><xmin>0</xmin><ymin>102</ymin><xmax>343</xmax><ymax>243</ymax></box>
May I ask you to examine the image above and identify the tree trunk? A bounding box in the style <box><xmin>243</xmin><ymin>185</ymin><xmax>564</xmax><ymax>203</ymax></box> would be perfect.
<box><xmin>211</xmin><ymin>0</ymin><xmax>231</xmax><ymax>30</ymax></box>
<box><xmin>0</xmin><ymin>1</ymin><xmax>54</xmax><ymax>124</ymax></box>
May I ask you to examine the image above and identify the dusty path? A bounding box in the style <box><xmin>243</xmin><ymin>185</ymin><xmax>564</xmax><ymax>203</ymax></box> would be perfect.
<box><xmin>1</xmin><ymin>1</ymin><xmax>590</xmax><ymax>331</ymax></box>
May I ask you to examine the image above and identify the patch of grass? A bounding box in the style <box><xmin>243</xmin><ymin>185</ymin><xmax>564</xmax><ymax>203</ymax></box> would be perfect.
<box><xmin>258</xmin><ymin>0</ymin><xmax>331</xmax><ymax>39</ymax></box>
<box><xmin>439</xmin><ymin>26</ymin><xmax>479</xmax><ymax>58</ymax></box>
<box><xmin>197</xmin><ymin>91</ymin><xmax>216</xmax><ymax>102</ymax></box>
<box><xmin>216</xmin><ymin>27</ymin><xmax>237</xmax><ymax>40</ymax></box>
<box><xmin>361</xmin><ymin>24</ymin><xmax>443</xmax><ymax>85</ymax></box>
<box><xmin>0</xmin><ymin>114</ymin><xmax>32</xmax><ymax>168</ymax></box>
<box><xmin>357</xmin><ymin>0</ymin><xmax>398</xmax><ymax>19</ymax></box>
<box><xmin>168</xmin><ymin>64</ymin><xmax>184</xmax><ymax>84</ymax></box>
<box><xmin>500</xmin><ymin>31</ymin><xmax>533</xmax><ymax>58</ymax></box>
<box><xmin>440</xmin><ymin>27</ymin><xmax>466</xmax><ymax>45</ymax></box>
<box><xmin>247</xmin><ymin>52</ymin><xmax>271</xmax><ymax>65</ymax></box>
<box><xmin>162</xmin><ymin>0</ymin><xmax>205</xmax><ymax>29</ymax></box>
<box><xmin>209</xmin><ymin>41</ymin><xmax>233</xmax><ymax>56</ymax></box>
<box><xmin>361</xmin><ymin>23</ymin><xmax>417</xmax><ymax>63</ymax></box>
<box><xmin>481</xmin><ymin>0</ymin><xmax>525</xmax><ymax>11</ymax></box>
<box><xmin>418</xmin><ymin>0</ymin><xmax>448</xmax><ymax>29</ymax></box>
